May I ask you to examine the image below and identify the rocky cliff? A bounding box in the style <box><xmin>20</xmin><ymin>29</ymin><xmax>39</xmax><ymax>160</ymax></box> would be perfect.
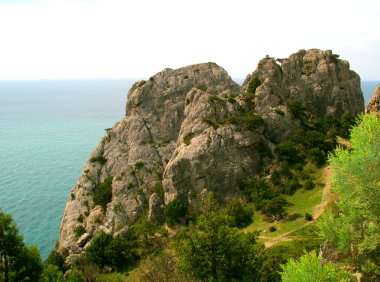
<box><xmin>58</xmin><ymin>49</ymin><xmax>364</xmax><ymax>264</ymax></box>
<box><xmin>366</xmin><ymin>83</ymin><xmax>380</xmax><ymax>113</ymax></box>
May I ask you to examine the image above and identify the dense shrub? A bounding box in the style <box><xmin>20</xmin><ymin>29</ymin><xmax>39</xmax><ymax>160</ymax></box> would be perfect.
<box><xmin>86</xmin><ymin>231</ymin><xmax>133</xmax><ymax>270</ymax></box>
<box><xmin>74</xmin><ymin>225</ymin><xmax>86</xmax><ymax>238</ymax></box>
<box><xmin>90</xmin><ymin>156</ymin><xmax>107</xmax><ymax>165</ymax></box>
<box><xmin>304</xmin><ymin>213</ymin><xmax>313</xmax><ymax>221</ymax></box>
<box><xmin>287</xmin><ymin>100</ymin><xmax>306</xmax><ymax>120</ymax></box>
<box><xmin>93</xmin><ymin>176</ymin><xmax>113</xmax><ymax>209</ymax></box>
<box><xmin>224</xmin><ymin>199</ymin><xmax>253</xmax><ymax>228</ymax></box>
<box><xmin>164</xmin><ymin>199</ymin><xmax>189</xmax><ymax>226</ymax></box>
<box><xmin>246</xmin><ymin>76</ymin><xmax>261</xmax><ymax>97</ymax></box>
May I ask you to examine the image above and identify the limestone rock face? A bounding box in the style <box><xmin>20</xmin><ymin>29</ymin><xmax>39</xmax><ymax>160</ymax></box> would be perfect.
<box><xmin>242</xmin><ymin>49</ymin><xmax>364</xmax><ymax>142</ymax></box>
<box><xmin>58</xmin><ymin>50</ymin><xmax>364</xmax><ymax>264</ymax></box>
<box><xmin>366</xmin><ymin>83</ymin><xmax>380</xmax><ymax>113</ymax></box>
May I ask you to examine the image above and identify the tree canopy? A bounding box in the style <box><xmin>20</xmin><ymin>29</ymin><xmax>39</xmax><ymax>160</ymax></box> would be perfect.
<box><xmin>319</xmin><ymin>114</ymin><xmax>380</xmax><ymax>279</ymax></box>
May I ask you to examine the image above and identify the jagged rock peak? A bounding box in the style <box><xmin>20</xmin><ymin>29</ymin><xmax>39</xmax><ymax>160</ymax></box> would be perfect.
<box><xmin>366</xmin><ymin>83</ymin><xmax>380</xmax><ymax>113</ymax></box>
<box><xmin>58</xmin><ymin>50</ymin><xmax>364</xmax><ymax>265</ymax></box>
<box><xmin>241</xmin><ymin>48</ymin><xmax>364</xmax><ymax>142</ymax></box>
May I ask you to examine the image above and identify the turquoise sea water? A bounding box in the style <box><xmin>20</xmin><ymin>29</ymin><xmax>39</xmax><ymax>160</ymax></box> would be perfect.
<box><xmin>0</xmin><ymin>79</ymin><xmax>378</xmax><ymax>259</ymax></box>
<box><xmin>0</xmin><ymin>79</ymin><xmax>134</xmax><ymax>258</ymax></box>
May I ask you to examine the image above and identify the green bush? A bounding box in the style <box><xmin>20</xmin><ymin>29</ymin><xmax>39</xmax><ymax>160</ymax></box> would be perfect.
<box><xmin>93</xmin><ymin>176</ymin><xmax>113</xmax><ymax>209</ymax></box>
<box><xmin>196</xmin><ymin>83</ymin><xmax>208</xmax><ymax>92</ymax></box>
<box><xmin>134</xmin><ymin>161</ymin><xmax>144</xmax><ymax>169</ymax></box>
<box><xmin>224</xmin><ymin>199</ymin><xmax>253</xmax><ymax>228</ymax></box>
<box><xmin>86</xmin><ymin>232</ymin><xmax>133</xmax><ymax>270</ymax></box>
<box><xmin>303</xmin><ymin>178</ymin><xmax>314</xmax><ymax>190</ymax></box>
<box><xmin>90</xmin><ymin>156</ymin><xmax>107</xmax><ymax>165</ymax></box>
<box><xmin>246</xmin><ymin>76</ymin><xmax>261</xmax><ymax>97</ymax></box>
<box><xmin>74</xmin><ymin>225</ymin><xmax>86</xmax><ymax>238</ymax></box>
<box><xmin>287</xmin><ymin>100</ymin><xmax>306</xmax><ymax>120</ymax></box>
<box><xmin>305</xmin><ymin>213</ymin><xmax>313</xmax><ymax>221</ymax></box>
<box><xmin>45</xmin><ymin>250</ymin><xmax>65</xmax><ymax>272</ymax></box>
<box><xmin>230</xmin><ymin>113</ymin><xmax>264</xmax><ymax>130</ymax></box>
<box><xmin>280</xmin><ymin>251</ymin><xmax>352</xmax><ymax>282</ymax></box>
<box><xmin>269</xmin><ymin>226</ymin><xmax>277</xmax><ymax>232</ymax></box>
<box><xmin>164</xmin><ymin>199</ymin><xmax>189</xmax><ymax>226</ymax></box>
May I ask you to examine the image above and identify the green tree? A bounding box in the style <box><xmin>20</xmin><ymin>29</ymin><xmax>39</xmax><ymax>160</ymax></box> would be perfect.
<box><xmin>65</xmin><ymin>267</ymin><xmax>86</xmax><ymax>282</ymax></box>
<box><xmin>86</xmin><ymin>232</ymin><xmax>133</xmax><ymax>270</ymax></box>
<box><xmin>224</xmin><ymin>199</ymin><xmax>253</xmax><ymax>228</ymax></box>
<box><xmin>45</xmin><ymin>250</ymin><xmax>65</xmax><ymax>272</ymax></box>
<box><xmin>175</xmin><ymin>194</ymin><xmax>262</xmax><ymax>281</ymax></box>
<box><xmin>0</xmin><ymin>209</ymin><xmax>42</xmax><ymax>282</ymax></box>
<box><xmin>280</xmin><ymin>252</ymin><xmax>352</xmax><ymax>282</ymax></box>
<box><xmin>93</xmin><ymin>176</ymin><xmax>113</xmax><ymax>209</ymax></box>
<box><xmin>319</xmin><ymin>114</ymin><xmax>380</xmax><ymax>279</ymax></box>
<box><xmin>40</xmin><ymin>264</ymin><xmax>63</xmax><ymax>282</ymax></box>
<box><xmin>164</xmin><ymin>199</ymin><xmax>188</xmax><ymax>226</ymax></box>
<box><xmin>11</xmin><ymin>245</ymin><xmax>43</xmax><ymax>281</ymax></box>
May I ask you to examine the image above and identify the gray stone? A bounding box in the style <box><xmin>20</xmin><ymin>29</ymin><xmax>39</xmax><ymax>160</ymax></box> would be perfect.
<box><xmin>148</xmin><ymin>193</ymin><xmax>164</xmax><ymax>224</ymax></box>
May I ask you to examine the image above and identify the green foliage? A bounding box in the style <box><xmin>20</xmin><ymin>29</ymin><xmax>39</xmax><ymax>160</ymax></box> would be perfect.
<box><xmin>304</xmin><ymin>213</ymin><xmax>313</xmax><ymax>221</ymax></box>
<box><xmin>208</xmin><ymin>95</ymin><xmax>224</xmax><ymax>103</ymax></box>
<box><xmin>134</xmin><ymin>161</ymin><xmax>144</xmax><ymax>169</ymax></box>
<box><xmin>225</xmin><ymin>95</ymin><xmax>236</xmax><ymax>104</ymax></box>
<box><xmin>269</xmin><ymin>226</ymin><xmax>276</xmax><ymax>232</ymax></box>
<box><xmin>12</xmin><ymin>245</ymin><xmax>43</xmax><ymax>282</ymax></box>
<box><xmin>164</xmin><ymin>199</ymin><xmax>189</xmax><ymax>226</ymax></box>
<box><xmin>275</xmin><ymin>108</ymin><xmax>285</xmax><ymax>116</ymax></box>
<box><xmin>276</xmin><ymin>140</ymin><xmax>298</xmax><ymax>162</ymax></box>
<box><xmin>196</xmin><ymin>83</ymin><xmax>208</xmax><ymax>92</ymax></box>
<box><xmin>229</xmin><ymin>112</ymin><xmax>264</xmax><ymax>130</ymax></box>
<box><xmin>224</xmin><ymin>199</ymin><xmax>253</xmax><ymax>228</ymax></box>
<box><xmin>93</xmin><ymin>176</ymin><xmax>113</xmax><ymax>209</ymax></box>
<box><xmin>40</xmin><ymin>264</ymin><xmax>63</xmax><ymax>282</ymax></box>
<box><xmin>0</xmin><ymin>209</ymin><xmax>43</xmax><ymax>282</ymax></box>
<box><xmin>90</xmin><ymin>155</ymin><xmax>107</xmax><ymax>165</ymax></box>
<box><xmin>319</xmin><ymin>114</ymin><xmax>380</xmax><ymax>279</ymax></box>
<box><xmin>65</xmin><ymin>267</ymin><xmax>86</xmax><ymax>282</ymax></box>
<box><xmin>202</xmin><ymin>117</ymin><xmax>219</xmax><ymax>129</ymax></box>
<box><xmin>303</xmin><ymin>178</ymin><xmax>314</xmax><ymax>190</ymax></box>
<box><xmin>329</xmin><ymin>53</ymin><xmax>340</xmax><ymax>63</ymax></box>
<box><xmin>133</xmin><ymin>217</ymin><xmax>159</xmax><ymax>244</ymax></box>
<box><xmin>246</xmin><ymin>76</ymin><xmax>261</xmax><ymax>97</ymax></box>
<box><xmin>259</xmin><ymin>240</ymin><xmax>323</xmax><ymax>282</ymax></box>
<box><xmin>74</xmin><ymin>225</ymin><xmax>86</xmax><ymax>238</ymax></box>
<box><xmin>45</xmin><ymin>250</ymin><xmax>65</xmax><ymax>272</ymax></box>
<box><xmin>77</xmin><ymin>214</ymin><xmax>83</xmax><ymax>223</ymax></box>
<box><xmin>175</xmin><ymin>196</ymin><xmax>262</xmax><ymax>281</ymax></box>
<box><xmin>138</xmin><ymin>252</ymin><xmax>191</xmax><ymax>282</ymax></box>
<box><xmin>183</xmin><ymin>133</ymin><xmax>195</xmax><ymax>146</ymax></box>
<box><xmin>287</xmin><ymin>100</ymin><xmax>306</xmax><ymax>120</ymax></box>
<box><xmin>280</xmin><ymin>251</ymin><xmax>352</xmax><ymax>282</ymax></box>
<box><xmin>86</xmin><ymin>231</ymin><xmax>133</xmax><ymax>270</ymax></box>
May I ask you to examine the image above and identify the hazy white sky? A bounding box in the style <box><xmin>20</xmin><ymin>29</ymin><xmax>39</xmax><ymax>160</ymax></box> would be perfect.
<box><xmin>0</xmin><ymin>0</ymin><xmax>379</xmax><ymax>80</ymax></box>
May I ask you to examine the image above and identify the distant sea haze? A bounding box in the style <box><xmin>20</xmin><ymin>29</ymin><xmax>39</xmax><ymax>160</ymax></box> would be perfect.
<box><xmin>0</xmin><ymin>79</ymin><xmax>377</xmax><ymax>258</ymax></box>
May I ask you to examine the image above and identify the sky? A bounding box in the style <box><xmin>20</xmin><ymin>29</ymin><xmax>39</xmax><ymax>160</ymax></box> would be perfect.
<box><xmin>0</xmin><ymin>0</ymin><xmax>379</xmax><ymax>80</ymax></box>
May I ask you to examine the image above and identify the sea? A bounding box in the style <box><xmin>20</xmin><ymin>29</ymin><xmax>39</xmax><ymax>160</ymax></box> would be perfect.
<box><xmin>0</xmin><ymin>79</ymin><xmax>378</xmax><ymax>259</ymax></box>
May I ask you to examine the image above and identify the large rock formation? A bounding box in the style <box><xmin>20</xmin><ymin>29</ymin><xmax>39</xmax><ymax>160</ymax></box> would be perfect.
<box><xmin>58</xmin><ymin>49</ymin><xmax>364</xmax><ymax>264</ymax></box>
<box><xmin>366</xmin><ymin>83</ymin><xmax>380</xmax><ymax>113</ymax></box>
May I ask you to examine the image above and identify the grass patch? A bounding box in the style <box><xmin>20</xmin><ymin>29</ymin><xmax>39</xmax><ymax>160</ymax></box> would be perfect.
<box><xmin>242</xmin><ymin>181</ymin><xmax>324</xmax><ymax>242</ymax></box>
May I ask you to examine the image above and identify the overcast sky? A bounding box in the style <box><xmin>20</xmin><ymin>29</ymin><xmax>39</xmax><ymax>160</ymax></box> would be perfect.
<box><xmin>0</xmin><ymin>0</ymin><xmax>379</xmax><ymax>80</ymax></box>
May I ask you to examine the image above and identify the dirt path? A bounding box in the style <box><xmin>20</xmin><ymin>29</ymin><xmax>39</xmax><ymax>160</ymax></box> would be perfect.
<box><xmin>261</xmin><ymin>167</ymin><xmax>335</xmax><ymax>248</ymax></box>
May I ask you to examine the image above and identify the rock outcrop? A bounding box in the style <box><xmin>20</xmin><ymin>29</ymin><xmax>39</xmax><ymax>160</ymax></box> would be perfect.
<box><xmin>58</xmin><ymin>49</ymin><xmax>364</xmax><ymax>264</ymax></box>
<box><xmin>366</xmin><ymin>83</ymin><xmax>380</xmax><ymax>113</ymax></box>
